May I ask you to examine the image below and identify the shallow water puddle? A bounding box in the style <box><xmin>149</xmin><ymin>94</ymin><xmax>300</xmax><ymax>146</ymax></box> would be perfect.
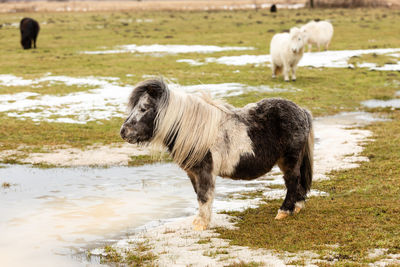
<box><xmin>0</xmin><ymin>164</ymin><xmax>280</xmax><ymax>267</ymax></box>
<box><xmin>0</xmin><ymin>112</ymin><xmax>381</xmax><ymax>266</ymax></box>
<box><xmin>362</xmin><ymin>90</ymin><xmax>400</xmax><ymax>109</ymax></box>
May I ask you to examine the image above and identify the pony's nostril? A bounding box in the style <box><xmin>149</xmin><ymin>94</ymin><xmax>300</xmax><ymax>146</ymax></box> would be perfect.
<box><xmin>120</xmin><ymin>127</ymin><xmax>126</xmax><ymax>138</ymax></box>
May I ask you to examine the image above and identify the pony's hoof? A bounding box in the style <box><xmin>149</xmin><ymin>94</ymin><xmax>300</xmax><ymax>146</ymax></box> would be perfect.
<box><xmin>193</xmin><ymin>217</ymin><xmax>208</xmax><ymax>231</ymax></box>
<box><xmin>292</xmin><ymin>78</ymin><xmax>296</xmax><ymax>82</ymax></box>
<box><xmin>275</xmin><ymin>210</ymin><xmax>290</xmax><ymax>220</ymax></box>
<box><xmin>294</xmin><ymin>201</ymin><xmax>305</xmax><ymax>214</ymax></box>
<box><xmin>294</xmin><ymin>206</ymin><xmax>301</xmax><ymax>214</ymax></box>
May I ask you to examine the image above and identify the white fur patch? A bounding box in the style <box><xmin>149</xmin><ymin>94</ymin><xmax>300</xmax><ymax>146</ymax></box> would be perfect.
<box><xmin>211</xmin><ymin>115</ymin><xmax>254</xmax><ymax>177</ymax></box>
<box><xmin>295</xmin><ymin>201</ymin><xmax>305</xmax><ymax>209</ymax></box>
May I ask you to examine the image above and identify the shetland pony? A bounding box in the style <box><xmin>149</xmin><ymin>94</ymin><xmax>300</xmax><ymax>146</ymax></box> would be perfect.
<box><xmin>20</xmin><ymin>18</ymin><xmax>40</xmax><ymax>50</ymax></box>
<box><xmin>120</xmin><ymin>79</ymin><xmax>314</xmax><ymax>230</ymax></box>
<box><xmin>270</xmin><ymin>27</ymin><xmax>308</xmax><ymax>82</ymax></box>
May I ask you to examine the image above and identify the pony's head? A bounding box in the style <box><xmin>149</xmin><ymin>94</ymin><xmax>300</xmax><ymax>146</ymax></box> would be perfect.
<box><xmin>289</xmin><ymin>27</ymin><xmax>306</xmax><ymax>54</ymax></box>
<box><xmin>120</xmin><ymin>78</ymin><xmax>167</xmax><ymax>144</ymax></box>
<box><xmin>21</xmin><ymin>36</ymin><xmax>32</xmax><ymax>49</ymax></box>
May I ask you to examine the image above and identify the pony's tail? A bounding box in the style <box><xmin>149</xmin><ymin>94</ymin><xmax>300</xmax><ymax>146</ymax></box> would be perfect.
<box><xmin>300</xmin><ymin>109</ymin><xmax>314</xmax><ymax>193</ymax></box>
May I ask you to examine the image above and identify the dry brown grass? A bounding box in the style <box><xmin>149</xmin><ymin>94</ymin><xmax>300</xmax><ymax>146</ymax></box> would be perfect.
<box><xmin>309</xmin><ymin>0</ymin><xmax>397</xmax><ymax>8</ymax></box>
<box><xmin>0</xmin><ymin>0</ymin><xmax>306</xmax><ymax>13</ymax></box>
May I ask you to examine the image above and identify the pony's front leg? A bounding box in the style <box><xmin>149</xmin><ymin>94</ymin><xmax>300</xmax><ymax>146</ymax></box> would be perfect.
<box><xmin>187</xmin><ymin>170</ymin><xmax>215</xmax><ymax>231</ymax></box>
<box><xmin>291</xmin><ymin>65</ymin><xmax>297</xmax><ymax>81</ymax></box>
<box><xmin>283</xmin><ymin>62</ymin><xmax>290</xmax><ymax>82</ymax></box>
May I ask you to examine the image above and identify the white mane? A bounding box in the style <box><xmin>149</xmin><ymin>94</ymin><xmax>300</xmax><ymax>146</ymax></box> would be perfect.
<box><xmin>150</xmin><ymin>89</ymin><xmax>230</xmax><ymax>168</ymax></box>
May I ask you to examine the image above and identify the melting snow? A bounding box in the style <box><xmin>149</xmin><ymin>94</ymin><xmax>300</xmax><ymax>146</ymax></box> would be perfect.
<box><xmin>0</xmin><ymin>74</ymin><xmax>291</xmax><ymax>124</ymax></box>
<box><xmin>178</xmin><ymin>48</ymin><xmax>400</xmax><ymax>70</ymax></box>
<box><xmin>362</xmin><ymin>99</ymin><xmax>400</xmax><ymax>109</ymax></box>
<box><xmin>82</xmin><ymin>44</ymin><xmax>254</xmax><ymax>55</ymax></box>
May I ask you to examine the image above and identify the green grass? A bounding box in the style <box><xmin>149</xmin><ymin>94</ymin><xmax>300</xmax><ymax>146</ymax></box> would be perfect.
<box><xmin>98</xmin><ymin>241</ymin><xmax>157</xmax><ymax>266</ymax></box>
<box><xmin>1</xmin><ymin>182</ymin><xmax>11</xmax><ymax>188</ymax></box>
<box><xmin>128</xmin><ymin>154</ymin><xmax>172</xmax><ymax>167</ymax></box>
<box><xmin>348</xmin><ymin>52</ymin><xmax>399</xmax><ymax>67</ymax></box>
<box><xmin>216</xmin><ymin>110</ymin><xmax>400</xmax><ymax>265</ymax></box>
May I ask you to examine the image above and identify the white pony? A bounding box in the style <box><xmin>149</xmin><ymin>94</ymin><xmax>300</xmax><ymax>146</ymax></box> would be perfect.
<box><xmin>301</xmin><ymin>20</ymin><xmax>334</xmax><ymax>52</ymax></box>
<box><xmin>270</xmin><ymin>27</ymin><xmax>307</xmax><ymax>82</ymax></box>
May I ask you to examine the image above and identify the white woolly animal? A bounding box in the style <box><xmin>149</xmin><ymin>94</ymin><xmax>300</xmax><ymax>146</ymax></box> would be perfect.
<box><xmin>270</xmin><ymin>27</ymin><xmax>307</xmax><ymax>82</ymax></box>
<box><xmin>301</xmin><ymin>20</ymin><xmax>334</xmax><ymax>52</ymax></box>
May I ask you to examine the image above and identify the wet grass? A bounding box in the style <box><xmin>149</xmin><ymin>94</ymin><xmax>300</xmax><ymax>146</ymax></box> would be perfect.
<box><xmin>99</xmin><ymin>241</ymin><xmax>157</xmax><ymax>266</ymax></box>
<box><xmin>1</xmin><ymin>182</ymin><xmax>11</xmax><ymax>188</ymax></box>
<box><xmin>224</xmin><ymin>262</ymin><xmax>264</xmax><ymax>267</ymax></box>
<box><xmin>128</xmin><ymin>154</ymin><xmax>172</xmax><ymax>167</ymax></box>
<box><xmin>216</xmin><ymin>110</ymin><xmax>400</xmax><ymax>265</ymax></box>
<box><xmin>348</xmin><ymin>52</ymin><xmax>399</xmax><ymax>67</ymax></box>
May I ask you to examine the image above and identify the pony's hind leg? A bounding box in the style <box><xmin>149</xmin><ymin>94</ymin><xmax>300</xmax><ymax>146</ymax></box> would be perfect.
<box><xmin>271</xmin><ymin>63</ymin><xmax>278</xmax><ymax>79</ymax></box>
<box><xmin>187</xmin><ymin>166</ymin><xmax>215</xmax><ymax>231</ymax></box>
<box><xmin>276</xmin><ymin>155</ymin><xmax>303</xmax><ymax>219</ymax></box>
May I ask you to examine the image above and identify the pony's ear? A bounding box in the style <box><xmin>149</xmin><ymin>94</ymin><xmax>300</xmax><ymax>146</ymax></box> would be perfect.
<box><xmin>290</xmin><ymin>27</ymin><xmax>300</xmax><ymax>35</ymax></box>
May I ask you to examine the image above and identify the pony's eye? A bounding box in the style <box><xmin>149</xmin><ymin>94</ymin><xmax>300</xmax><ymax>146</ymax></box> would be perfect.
<box><xmin>140</xmin><ymin>108</ymin><xmax>146</xmax><ymax>113</ymax></box>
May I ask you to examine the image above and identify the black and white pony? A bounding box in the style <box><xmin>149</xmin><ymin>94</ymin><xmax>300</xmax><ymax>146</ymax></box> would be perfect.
<box><xmin>120</xmin><ymin>79</ymin><xmax>314</xmax><ymax>230</ymax></box>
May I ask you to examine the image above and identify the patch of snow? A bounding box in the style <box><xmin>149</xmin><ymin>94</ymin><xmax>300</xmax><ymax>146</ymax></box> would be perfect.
<box><xmin>371</xmin><ymin>253</ymin><xmax>400</xmax><ymax>267</ymax></box>
<box><xmin>362</xmin><ymin>99</ymin><xmax>400</xmax><ymax>109</ymax></box>
<box><xmin>356</xmin><ymin>62</ymin><xmax>378</xmax><ymax>68</ymax></box>
<box><xmin>0</xmin><ymin>74</ymin><xmax>35</xmax><ymax>86</ymax></box>
<box><xmin>371</xmin><ymin>64</ymin><xmax>400</xmax><ymax>71</ymax></box>
<box><xmin>172</xmin><ymin>82</ymin><xmax>295</xmax><ymax>97</ymax></box>
<box><xmin>206</xmin><ymin>54</ymin><xmax>269</xmax><ymax>66</ymax></box>
<box><xmin>19</xmin><ymin>143</ymin><xmax>150</xmax><ymax>167</ymax></box>
<box><xmin>98</xmin><ymin>214</ymin><xmax>318</xmax><ymax>267</ymax></box>
<box><xmin>313</xmin><ymin>112</ymin><xmax>375</xmax><ymax>180</ymax></box>
<box><xmin>368</xmin><ymin>248</ymin><xmax>389</xmax><ymax>259</ymax></box>
<box><xmin>82</xmin><ymin>44</ymin><xmax>254</xmax><ymax>55</ymax></box>
<box><xmin>176</xmin><ymin>59</ymin><xmax>204</xmax><ymax>66</ymax></box>
<box><xmin>0</xmin><ymin>75</ymin><xmax>133</xmax><ymax>123</ymax></box>
<box><xmin>388</xmin><ymin>53</ymin><xmax>400</xmax><ymax>58</ymax></box>
<box><xmin>0</xmin><ymin>75</ymin><xmax>292</xmax><ymax>123</ymax></box>
<box><xmin>179</xmin><ymin>48</ymin><xmax>400</xmax><ymax>71</ymax></box>
<box><xmin>136</xmin><ymin>19</ymin><xmax>153</xmax><ymax>23</ymax></box>
<box><xmin>263</xmin><ymin>189</ymin><xmax>328</xmax><ymax>200</ymax></box>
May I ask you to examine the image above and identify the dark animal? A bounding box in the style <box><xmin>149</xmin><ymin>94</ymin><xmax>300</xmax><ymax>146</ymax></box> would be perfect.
<box><xmin>120</xmin><ymin>79</ymin><xmax>314</xmax><ymax>230</ymax></box>
<box><xmin>270</xmin><ymin>4</ymin><xmax>277</xmax><ymax>12</ymax></box>
<box><xmin>20</xmin><ymin>18</ymin><xmax>40</xmax><ymax>49</ymax></box>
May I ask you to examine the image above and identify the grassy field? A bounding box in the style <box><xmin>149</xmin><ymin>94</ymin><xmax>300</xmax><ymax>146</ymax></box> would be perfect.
<box><xmin>0</xmin><ymin>7</ymin><xmax>400</xmax><ymax>265</ymax></box>
<box><xmin>0</xmin><ymin>8</ymin><xmax>399</xmax><ymax>154</ymax></box>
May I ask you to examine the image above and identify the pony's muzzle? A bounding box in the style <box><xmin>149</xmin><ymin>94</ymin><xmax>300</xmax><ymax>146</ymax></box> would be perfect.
<box><xmin>120</xmin><ymin>124</ymin><xmax>133</xmax><ymax>140</ymax></box>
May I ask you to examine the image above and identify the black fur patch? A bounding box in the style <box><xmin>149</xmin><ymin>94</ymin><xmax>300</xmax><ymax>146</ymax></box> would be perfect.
<box><xmin>128</xmin><ymin>78</ymin><xmax>168</xmax><ymax>111</ymax></box>
<box><xmin>231</xmin><ymin>98</ymin><xmax>308</xmax><ymax>180</ymax></box>
<box><xmin>186</xmin><ymin>151</ymin><xmax>214</xmax><ymax>204</ymax></box>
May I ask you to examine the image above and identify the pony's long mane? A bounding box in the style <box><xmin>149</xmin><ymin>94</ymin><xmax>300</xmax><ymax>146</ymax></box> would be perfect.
<box><xmin>151</xmin><ymin>84</ymin><xmax>230</xmax><ymax>169</ymax></box>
